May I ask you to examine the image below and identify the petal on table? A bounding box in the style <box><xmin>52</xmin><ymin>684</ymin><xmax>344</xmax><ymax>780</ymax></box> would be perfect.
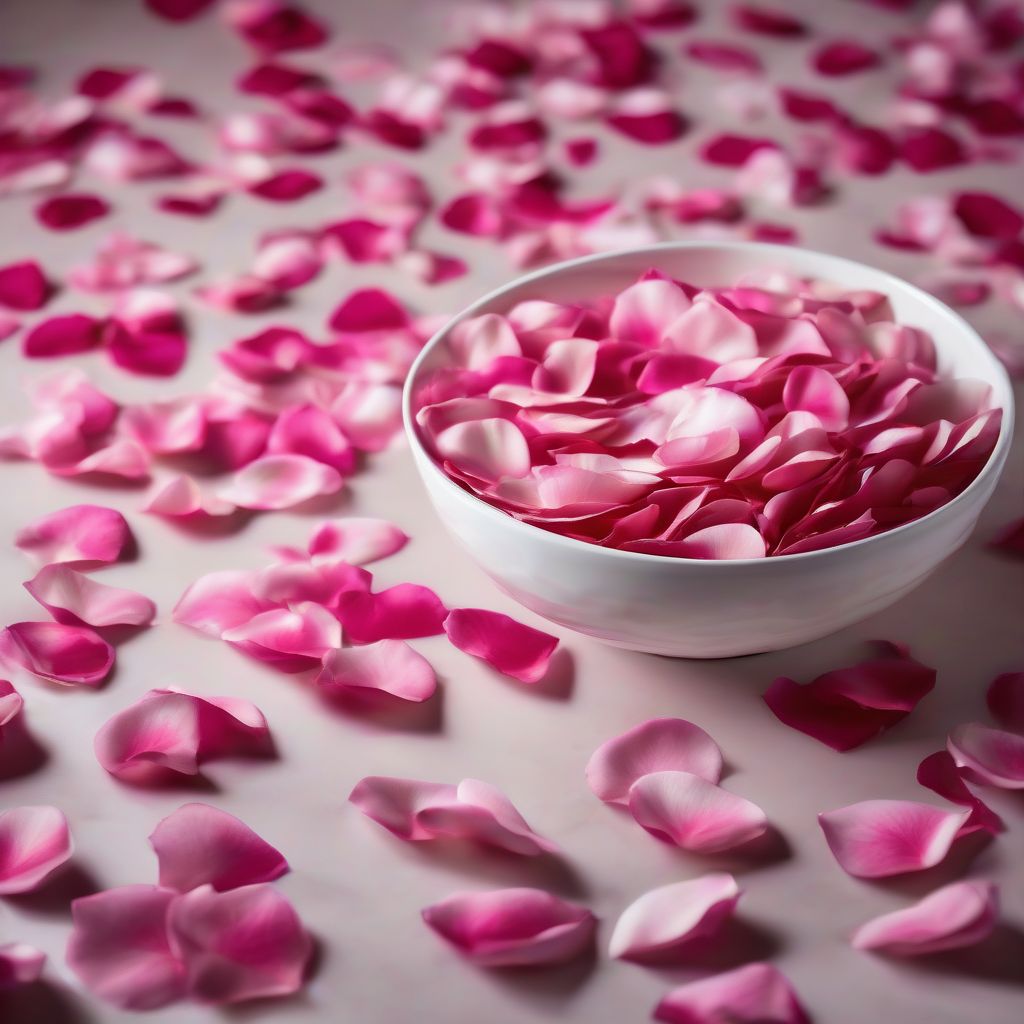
<box><xmin>0</xmin><ymin>621</ymin><xmax>114</xmax><ymax>686</ymax></box>
<box><xmin>305</xmin><ymin>516</ymin><xmax>408</xmax><ymax>566</ymax></box>
<box><xmin>0</xmin><ymin>678</ymin><xmax>25</xmax><ymax>734</ymax></box>
<box><xmin>916</xmin><ymin>751</ymin><xmax>1004</xmax><ymax>836</ymax></box>
<box><xmin>443</xmin><ymin>608</ymin><xmax>558</xmax><ymax>684</ymax></box>
<box><xmin>223</xmin><ymin>604</ymin><xmax>341</xmax><ymax>668</ymax></box>
<box><xmin>25</xmin><ymin>564</ymin><xmax>156</xmax><ymax>627</ymax></box>
<box><xmin>172</xmin><ymin>570</ymin><xmax>271</xmax><ymax>637</ymax></box>
<box><xmin>987</xmin><ymin>671</ymin><xmax>1024</xmax><ymax>731</ymax></box>
<box><xmin>217</xmin><ymin>454</ymin><xmax>342</xmax><ymax>510</ymax></box>
<box><xmin>14</xmin><ymin>504</ymin><xmax>131</xmax><ymax>566</ymax></box>
<box><xmin>337</xmin><ymin>583</ymin><xmax>448</xmax><ymax>643</ymax></box>
<box><xmin>947</xmin><ymin>723</ymin><xmax>1024</xmax><ymax>789</ymax></box>
<box><xmin>317</xmin><ymin>640</ymin><xmax>436</xmax><ymax>702</ymax></box>
<box><xmin>0</xmin><ymin>805</ymin><xmax>73</xmax><ymax>894</ymax></box>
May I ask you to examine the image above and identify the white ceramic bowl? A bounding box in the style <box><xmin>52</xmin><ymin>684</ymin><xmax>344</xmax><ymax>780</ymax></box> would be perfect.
<box><xmin>403</xmin><ymin>242</ymin><xmax>1014</xmax><ymax>657</ymax></box>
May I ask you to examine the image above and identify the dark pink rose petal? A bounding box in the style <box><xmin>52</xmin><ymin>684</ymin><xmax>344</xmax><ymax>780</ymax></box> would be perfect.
<box><xmin>35</xmin><ymin>194</ymin><xmax>110</xmax><ymax>230</ymax></box>
<box><xmin>318</xmin><ymin>640</ymin><xmax>436</xmax><ymax>703</ymax></box>
<box><xmin>15</xmin><ymin>504</ymin><xmax>131</xmax><ymax>566</ymax></box>
<box><xmin>105</xmin><ymin>321</ymin><xmax>187</xmax><ymax>377</ymax></box>
<box><xmin>443</xmin><ymin>608</ymin><xmax>558</xmax><ymax>684</ymax></box>
<box><xmin>67</xmin><ymin>886</ymin><xmax>185</xmax><ymax>1010</ymax></box>
<box><xmin>150</xmin><ymin>803</ymin><xmax>288</xmax><ymax>892</ymax></box>
<box><xmin>0</xmin><ymin>313</ymin><xmax>18</xmax><ymax>341</ymax></box>
<box><xmin>899</xmin><ymin>127</ymin><xmax>968</xmax><ymax>173</ymax></box>
<box><xmin>628</xmin><ymin>771</ymin><xmax>769</xmax><ymax>852</ymax></box>
<box><xmin>684</xmin><ymin>41</ymin><xmax>763</xmax><ymax>74</ymax></box>
<box><xmin>195</xmin><ymin>275</ymin><xmax>284</xmax><ymax>313</ymax></box>
<box><xmin>947</xmin><ymin>723</ymin><xmax>1024</xmax><ymax>789</ymax></box>
<box><xmin>223</xmin><ymin>604</ymin><xmax>341</xmax><ymax>670</ymax></box>
<box><xmin>587</xmin><ymin>718</ymin><xmax>723</xmax><ymax>804</ymax></box>
<box><xmin>700</xmin><ymin>133</ymin><xmax>776</xmax><ymax>167</ymax></box>
<box><xmin>0</xmin><ymin>261</ymin><xmax>50</xmax><ymax>311</ymax></box>
<box><xmin>441</xmin><ymin>193</ymin><xmax>504</xmax><ymax>236</ymax></box>
<box><xmin>173</xmin><ymin>570</ymin><xmax>272</xmax><ymax>637</ymax></box>
<box><xmin>23</xmin><ymin>314</ymin><xmax>104</xmax><ymax>358</ymax></box>
<box><xmin>916</xmin><ymin>751</ymin><xmax>1004</xmax><ymax>836</ymax></box>
<box><xmin>0</xmin><ymin>679</ymin><xmax>24</xmax><ymax>736</ymax></box>
<box><xmin>852</xmin><ymin>881</ymin><xmax>998</xmax><ymax>956</ymax></box>
<box><xmin>606</xmin><ymin>90</ymin><xmax>687</xmax><ymax>144</ymax></box>
<box><xmin>0</xmin><ymin>622</ymin><xmax>114</xmax><ymax>687</ymax></box>
<box><xmin>422</xmin><ymin>888</ymin><xmax>596</xmax><ymax>967</ymax></box>
<box><xmin>0</xmin><ymin>805</ymin><xmax>72</xmax><ymax>894</ymax></box>
<box><xmin>146</xmin><ymin>0</ymin><xmax>216</xmax><ymax>20</ymax></box>
<box><xmin>95</xmin><ymin>690</ymin><xmax>270</xmax><ymax>782</ymax></box>
<box><xmin>732</xmin><ymin>5</ymin><xmax>806</xmax><ymax>36</ymax></box>
<box><xmin>225</xmin><ymin>0</ymin><xmax>327</xmax><ymax>53</ymax></box>
<box><xmin>217</xmin><ymin>454</ymin><xmax>342</xmax><ymax>510</ymax></box>
<box><xmin>237</xmin><ymin>60</ymin><xmax>319</xmax><ymax>95</ymax></box>
<box><xmin>813</xmin><ymin>40</ymin><xmax>881</xmax><ymax>76</ymax></box>
<box><xmin>609</xmin><ymin>873</ymin><xmax>740</xmax><ymax>961</ymax></box>
<box><xmin>328</xmin><ymin>287</ymin><xmax>409</xmax><ymax>332</ymax></box>
<box><xmin>157</xmin><ymin>191</ymin><xmax>224</xmax><ymax>217</ymax></box>
<box><xmin>337</xmin><ymin>583</ymin><xmax>447</xmax><ymax>643</ymax></box>
<box><xmin>248</xmin><ymin>168</ymin><xmax>323</xmax><ymax>202</ymax></box>
<box><xmin>987</xmin><ymin>671</ymin><xmax>1024</xmax><ymax>731</ymax></box>
<box><xmin>952</xmin><ymin>192</ymin><xmax>1024</xmax><ymax>239</ymax></box>
<box><xmin>0</xmin><ymin>943</ymin><xmax>46</xmax><ymax>989</ymax></box>
<box><xmin>25</xmin><ymin>564</ymin><xmax>155</xmax><ymax>627</ymax></box>
<box><xmin>350</xmin><ymin>776</ymin><xmax>557</xmax><ymax>855</ymax></box>
<box><xmin>654</xmin><ymin>962</ymin><xmax>809</xmax><ymax>1024</ymax></box>
<box><xmin>818</xmin><ymin>800</ymin><xmax>970</xmax><ymax>878</ymax></box>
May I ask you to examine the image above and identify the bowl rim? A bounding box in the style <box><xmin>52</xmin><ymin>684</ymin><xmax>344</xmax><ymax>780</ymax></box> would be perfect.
<box><xmin>401</xmin><ymin>240</ymin><xmax>1015</xmax><ymax>568</ymax></box>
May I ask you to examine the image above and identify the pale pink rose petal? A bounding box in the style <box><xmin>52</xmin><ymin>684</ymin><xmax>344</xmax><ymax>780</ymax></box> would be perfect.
<box><xmin>150</xmin><ymin>802</ymin><xmax>287</xmax><ymax>893</ymax></box>
<box><xmin>818</xmin><ymin>800</ymin><xmax>970</xmax><ymax>878</ymax></box>
<box><xmin>0</xmin><ymin>312</ymin><xmax>19</xmax><ymax>341</ymax></box>
<box><xmin>422</xmin><ymin>888</ymin><xmax>596</xmax><ymax>967</ymax></box>
<box><xmin>318</xmin><ymin>640</ymin><xmax>436</xmax><ymax>702</ymax></box>
<box><xmin>628</xmin><ymin>771</ymin><xmax>769</xmax><ymax>852</ymax></box>
<box><xmin>225</xmin><ymin>0</ymin><xmax>328</xmax><ymax>54</ymax></box>
<box><xmin>0</xmin><ymin>260</ymin><xmax>50</xmax><ymax>310</ymax></box>
<box><xmin>987</xmin><ymin>671</ymin><xmax>1024</xmax><ymax>731</ymax></box>
<box><xmin>916</xmin><ymin>751</ymin><xmax>1004</xmax><ymax>836</ymax></box>
<box><xmin>947</xmin><ymin>723</ymin><xmax>1024</xmax><ymax>789</ymax></box>
<box><xmin>67</xmin><ymin>885</ymin><xmax>185</xmax><ymax>1010</ymax></box>
<box><xmin>23</xmin><ymin>313</ymin><xmax>104</xmax><ymax>358</ymax></box>
<box><xmin>587</xmin><ymin>718</ymin><xmax>723</xmax><ymax>805</ymax></box>
<box><xmin>143</xmin><ymin>474</ymin><xmax>238</xmax><ymax>520</ymax></box>
<box><xmin>435</xmin><ymin>418</ymin><xmax>532</xmax><ymax>483</ymax></box>
<box><xmin>654</xmin><ymin>962</ymin><xmax>809</xmax><ymax>1024</ymax></box>
<box><xmin>0</xmin><ymin>943</ymin><xmax>46</xmax><ymax>989</ymax></box>
<box><xmin>25</xmin><ymin>564</ymin><xmax>156</xmax><ymax>627</ymax></box>
<box><xmin>305</xmin><ymin>517</ymin><xmax>408</xmax><ymax>566</ymax></box>
<box><xmin>0</xmin><ymin>622</ymin><xmax>114</xmax><ymax>687</ymax></box>
<box><xmin>783</xmin><ymin>364</ymin><xmax>850</xmax><ymax>431</ymax></box>
<box><xmin>222</xmin><ymin>604</ymin><xmax>341</xmax><ymax>669</ymax></box>
<box><xmin>195</xmin><ymin>275</ymin><xmax>284</xmax><ymax>313</ymax></box>
<box><xmin>167</xmin><ymin>882</ymin><xmax>312</xmax><ymax>1003</ymax></box>
<box><xmin>217</xmin><ymin>454</ymin><xmax>342</xmax><ymax>510</ymax></box>
<box><xmin>0</xmin><ymin>679</ymin><xmax>24</xmax><ymax>736</ymax></box>
<box><xmin>443</xmin><ymin>608</ymin><xmax>558</xmax><ymax>684</ymax></box>
<box><xmin>95</xmin><ymin>690</ymin><xmax>270</xmax><ymax>782</ymax></box>
<box><xmin>173</xmin><ymin>570</ymin><xmax>272</xmax><ymax>637</ymax></box>
<box><xmin>609</xmin><ymin>873</ymin><xmax>740</xmax><ymax>961</ymax></box>
<box><xmin>251</xmin><ymin>560</ymin><xmax>369</xmax><ymax>607</ymax></box>
<box><xmin>337</xmin><ymin>583</ymin><xmax>447</xmax><ymax>643</ymax></box>
<box><xmin>852</xmin><ymin>880</ymin><xmax>998</xmax><ymax>957</ymax></box>
<box><xmin>609</xmin><ymin>278</ymin><xmax>692</xmax><ymax>346</ymax></box>
<box><xmin>14</xmin><ymin>504</ymin><xmax>131</xmax><ymax>566</ymax></box>
<box><xmin>0</xmin><ymin>805</ymin><xmax>72</xmax><ymax>894</ymax></box>
<box><xmin>252</xmin><ymin>235</ymin><xmax>322</xmax><ymax>291</ymax></box>
<box><xmin>328</xmin><ymin>286</ymin><xmax>408</xmax><ymax>332</ymax></box>
<box><xmin>248</xmin><ymin>168</ymin><xmax>323</xmax><ymax>202</ymax></box>
<box><xmin>674</xmin><ymin>523</ymin><xmax>767</xmax><ymax>560</ymax></box>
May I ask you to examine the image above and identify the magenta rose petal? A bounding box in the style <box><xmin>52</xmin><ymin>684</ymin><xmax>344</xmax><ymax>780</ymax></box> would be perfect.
<box><xmin>327</xmin><ymin>286</ymin><xmax>409</xmax><ymax>332</ymax></box>
<box><xmin>818</xmin><ymin>800</ymin><xmax>970</xmax><ymax>878</ymax></box>
<box><xmin>24</xmin><ymin>564</ymin><xmax>155</xmax><ymax>627</ymax></box>
<box><xmin>222</xmin><ymin>604</ymin><xmax>341</xmax><ymax>669</ymax></box>
<box><xmin>15</xmin><ymin>505</ymin><xmax>131</xmax><ymax>566</ymax></box>
<box><xmin>216</xmin><ymin>454</ymin><xmax>342</xmax><ymax>510</ymax></box>
<box><xmin>0</xmin><ymin>622</ymin><xmax>114</xmax><ymax>686</ymax></box>
<box><xmin>67</xmin><ymin>885</ymin><xmax>186</xmax><ymax>1010</ymax></box>
<box><xmin>654</xmin><ymin>962</ymin><xmax>809</xmax><ymax>1024</ymax></box>
<box><xmin>587</xmin><ymin>718</ymin><xmax>723</xmax><ymax>805</ymax></box>
<box><xmin>224</xmin><ymin>0</ymin><xmax>328</xmax><ymax>54</ymax></box>
<box><xmin>987</xmin><ymin>671</ymin><xmax>1024</xmax><ymax>730</ymax></box>
<box><xmin>337</xmin><ymin>583</ymin><xmax>447</xmax><ymax>643</ymax></box>
<box><xmin>318</xmin><ymin>640</ymin><xmax>436</xmax><ymax>703</ymax></box>
<box><xmin>146</xmin><ymin>0</ymin><xmax>216</xmax><ymax>20</ymax></box>
<box><xmin>35</xmin><ymin>194</ymin><xmax>110</xmax><ymax>230</ymax></box>
<box><xmin>172</xmin><ymin>570</ymin><xmax>273</xmax><ymax>637</ymax></box>
<box><xmin>0</xmin><ymin>943</ymin><xmax>46</xmax><ymax>989</ymax></box>
<box><xmin>422</xmin><ymin>888</ymin><xmax>596</xmax><ymax>967</ymax></box>
<box><xmin>443</xmin><ymin>608</ymin><xmax>558</xmax><ymax>683</ymax></box>
<box><xmin>609</xmin><ymin>873</ymin><xmax>741</xmax><ymax>962</ymax></box>
<box><xmin>916</xmin><ymin>752</ymin><xmax>1004</xmax><ymax>836</ymax></box>
<box><xmin>23</xmin><ymin>314</ymin><xmax>105</xmax><ymax>358</ymax></box>
<box><xmin>0</xmin><ymin>260</ymin><xmax>50</xmax><ymax>310</ymax></box>
<box><xmin>0</xmin><ymin>805</ymin><xmax>72</xmax><ymax>894</ymax></box>
<box><xmin>947</xmin><ymin>723</ymin><xmax>1024</xmax><ymax>789</ymax></box>
<box><xmin>852</xmin><ymin>880</ymin><xmax>998</xmax><ymax>956</ymax></box>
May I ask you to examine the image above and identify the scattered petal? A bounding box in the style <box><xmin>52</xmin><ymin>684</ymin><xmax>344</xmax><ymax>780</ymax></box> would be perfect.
<box><xmin>443</xmin><ymin>608</ymin><xmax>558</xmax><ymax>683</ymax></box>
<box><xmin>0</xmin><ymin>805</ymin><xmax>72</xmax><ymax>894</ymax></box>
<box><xmin>25</xmin><ymin>565</ymin><xmax>156</xmax><ymax>627</ymax></box>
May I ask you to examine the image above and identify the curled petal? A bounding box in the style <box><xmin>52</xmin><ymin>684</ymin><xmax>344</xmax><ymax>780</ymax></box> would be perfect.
<box><xmin>947</xmin><ymin>723</ymin><xmax>1024</xmax><ymax>789</ymax></box>
<box><xmin>587</xmin><ymin>718</ymin><xmax>723</xmax><ymax>805</ymax></box>
<box><xmin>609</xmin><ymin>278</ymin><xmax>692</xmax><ymax>346</ymax></box>
<box><xmin>628</xmin><ymin>771</ymin><xmax>768</xmax><ymax>852</ymax></box>
<box><xmin>436</xmin><ymin>418</ymin><xmax>531</xmax><ymax>482</ymax></box>
<box><xmin>654</xmin><ymin>962</ymin><xmax>809</xmax><ymax>1024</ymax></box>
<box><xmin>173</xmin><ymin>570</ymin><xmax>271</xmax><ymax>637</ymax></box>
<box><xmin>443</xmin><ymin>608</ymin><xmax>557</xmax><ymax>684</ymax></box>
<box><xmin>318</xmin><ymin>640</ymin><xmax>436</xmax><ymax>702</ymax></box>
<box><xmin>0</xmin><ymin>805</ymin><xmax>72</xmax><ymax>894</ymax></box>
<box><xmin>852</xmin><ymin>880</ymin><xmax>998</xmax><ymax>956</ymax></box>
<box><xmin>609</xmin><ymin>873</ymin><xmax>740</xmax><ymax>961</ymax></box>
<box><xmin>14</xmin><ymin>504</ymin><xmax>131</xmax><ymax>566</ymax></box>
<box><xmin>819</xmin><ymin>800</ymin><xmax>970</xmax><ymax>878</ymax></box>
<box><xmin>223</xmin><ymin>604</ymin><xmax>341</xmax><ymax>669</ymax></box>
<box><xmin>0</xmin><ymin>679</ymin><xmax>24</xmax><ymax>734</ymax></box>
<box><xmin>337</xmin><ymin>583</ymin><xmax>447</xmax><ymax>643</ymax></box>
<box><xmin>422</xmin><ymin>888</ymin><xmax>596</xmax><ymax>967</ymax></box>
<box><xmin>25</xmin><ymin>564</ymin><xmax>156</xmax><ymax>627</ymax></box>
<box><xmin>916</xmin><ymin>751</ymin><xmax>1004</xmax><ymax>836</ymax></box>
<box><xmin>266</xmin><ymin>404</ymin><xmax>355</xmax><ymax>474</ymax></box>
<box><xmin>150</xmin><ymin>802</ymin><xmax>288</xmax><ymax>893</ymax></box>
<box><xmin>305</xmin><ymin>516</ymin><xmax>408</xmax><ymax>566</ymax></box>
<box><xmin>0</xmin><ymin>943</ymin><xmax>46</xmax><ymax>989</ymax></box>
<box><xmin>217</xmin><ymin>454</ymin><xmax>343</xmax><ymax>510</ymax></box>
<box><xmin>143</xmin><ymin>474</ymin><xmax>237</xmax><ymax>519</ymax></box>
<box><xmin>0</xmin><ymin>622</ymin><xmax>114</xmax><ymax>686</ymax></box>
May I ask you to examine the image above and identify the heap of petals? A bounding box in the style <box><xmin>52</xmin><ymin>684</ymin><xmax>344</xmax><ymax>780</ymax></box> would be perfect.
<box><xmin>414</xmin><ymin>272</ymin><xmax>1000</xmax><ymax>559</ymax></box>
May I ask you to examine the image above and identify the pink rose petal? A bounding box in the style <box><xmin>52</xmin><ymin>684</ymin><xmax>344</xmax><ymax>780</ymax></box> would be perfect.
<box><xmin>143</xmin><ymin>474</ymin><xmax>238</xmax><ymax>520</ymax></box>
<box><xmin>0</xmin><ymin>622</ymin><xmax>114</xmax><ymax>687</ymax></box>
<box><xmin>852</xmin><ymin>880</ymin><xmax>998</xmax><ymax>956</ymax></box>
<box><xmin>783</xmin><ymin>365</ymin><xmax>850</xmax><ymax>431</ymax></box>
<box><xmin>813</xmin><ymin>40</ymin><xmax>881</xmax><ymax>76</ymax></box>
<box><xmin>328</xmin><ymin>287</ymin><xmax>409</xmax><ymax>332</ymax></box>
<box><xmin>609</xmin><ymin>873</ymin><xmax>740</xmax><ymax>961</ymax></box>
<box><xmin>628</xmin><ymin>771</ymin><xmax>769</xmax><ymax>852</ymax></box>
<box><xmin>952</xmin><ymin>192</ymin><xmax>1024</xmax><ymax>239</ymax></box>
<box><xmin>990</xmin><ymin>517</ymin><xmax>1024</xmax><ymax>557</ymax></box>
<box><xmin>0</xmin><ymin>679</ymin><xmax>24</xmax><ymax>736</ymax></box>
<box><xmin>149</xmin><ymin>803</ymin><xmax>288</xmax><ymax>892</ymax></box>
<box><xmin>225</xmin><ymin>0</ymin><xmax>328</xmax><ymax>54</ymax></box>
<box><xmin>25</xmin><ymin>565</ymin><xmax>155</xmax><ymax>627</ymax></box>
<box><xmin>436</xmin><ymin>418</ymin><xmax>532</xmax><ymax>482</ymax></box>
<box><xmin>732</xmin><ymin>5</ymin><xmax>806</xmax><ymax>36</ymax></box>
<box><xmin>916</xmin><ymin>751</ymin><xmax>1004</xmax><ymax>836</ymax></box>
<box><xmin>947</xmin><ymin>723</ymin><xmax>1024</xmax><ymax>789</ymax></box>
<box><xmin>248</xmin><ymin>168</ymin><xmax>323</xmax><ymax>202</ymax></box>
<box><xmin>0</xmin><ymin>260</ymin><xmax>50</xmax><ymax>311</ymax></box>
<box><xmin>14</xmin><ymin>504</ymin><xmax>131</xmax><ymax>566</ymax></box>
<box><xmin>0</xmin><ymin>805</ymin><xmax>72</xmax><ymax>894</ymax></box>
<box><xmin>0</xmin><ymin>943</ymin><xmax>46</xmax><ymax>989</ymax></box>
<box><xmin>266</xmin><ymin>404</ymin><xmax>355</xmax><ymax>474</ymax></box>
<box><xmin>587</xmin><ymin>718</ymin><xmax>723</xmax><ymax>805</ymax></box>
<box><xmin>303</xmin><ymin>517</ymin><xmax>408</xmax><ymax>566</ymax></box>
<box><xmin>987</xmin><ymin>671</ymin><xmax>1024</xmax><ymax>731</ymax></box>
<box><xmin>35</xmin><ymin>193</ymin><xmax>110</xmax><ymax>230</ymax></box>
<box><xmin>609</xmin><ymin>278</ymin><xmax>692</xmax><ymax>346</ymax></box>
<box><xmin>819</xmin><ymin>800</ymin><xmax>971</xmax><ymax>878</ymax></box>
<box><xmin>443</xmin><ymin>608</ymin><xmax>558</xmax><ymax>684</ymax></box>
<box><xmin>654</xmin><ymin>962</ymin><xmax>809</xmax><ymax>1024</ymax></box>
<box><xmin>337</xmin><ymin>583</ymin><xmax>447</xmax><ymax>643</ymax></box>
<box><xmin>23</xmin><ymin>314</ymin><xmax>104</xmax><ymax>358</ymax></box>
<box><xmin>217</xmin><ymin>454</ymin><xmax>342</xmax><ymax>510</ymax></box>
<box><xmin>422</xmin><ymin>888</ymin><xmax>596</xmax><ymax>967</ymax></box>
<box><xmin>173</xmin><ymin>570</ymin><xmax>272</xmax><ymax>637</ymax></box>
<box><xmin>318</xmin><ymin>640</ymin><xmax>436</xmax><ymax>703</ymax></box>
<box><xmin>147</xmin><ymin>0</ymin><xmax>216</xmax><ymax>21</ymax></box>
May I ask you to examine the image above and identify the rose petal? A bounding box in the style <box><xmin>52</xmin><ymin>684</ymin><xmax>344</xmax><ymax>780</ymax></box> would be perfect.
<box><xmin>318</xmin><ymin>640</ymin><xmax>436</xmax><ymax>702</ymax></box>
<box><xmin>673</xmin><ymin>523</ymin><xmax>767</xmax><ymax>560</ymax></box>
<box><xmin>328</xmin><ymin>287</ymin><xmax>408</xmax><ymax>332</ymax></box>
<box><xmin>947</xmin><ymin>723</ymin><xmax>1024</xmax><ymax>789</ymax></box>
<box><xmin>587</xmin><ymin>718</ymin><xmax>723</xmax><ymax>804</ymax></box>
<box><xmin>35</xmin><ymin>194</ymin><xmax>110</xmax><ymax>230</ymax></box>
<box><xmin>852</xmin><ymin>880</ymin><xmax>998</xmax><ymax>956</ymax></box>
<box><xmin>147</xmin><ymin>0</ymin><xmax>217</xmax><ymax>21</ymax></box>
<box><xmin>217</xmin><ymin>454</ymin><xmax>342</xmax><ymax>510</ymax></box>
<box><xmin>337</xmin><ymin>583</ymin><xmax>447</xmax><ymax>643</ymax></box>
<box><xmin>248</xmin><ymin>168</ymin><xmax>323</xmax><ymax>201</ymax></box>
<box><xmin>222</xmin><ymin>604</ymin><xmax>341</xmax><ymax>669</ymax></box>
<box><xmin>654</xmin><ymin>962</ymin><xmax>809</xmax><ymax>1024</ymax></box>
<box><xmin>783</xmin><ymin>365</ymin><xmax>850</xmax><ymax>431</ymax></box>
<box><xmin>173</xmin><ymin>570</ymin><xmax>272</xmax><ymax>637</ymax></box>
<box><xmin>150</xmin><ymin>803</ymin><xmax>287</xmax><ymax>893</ymax></box>
<box><xmin>225</xmin><ymin>0</ymin><xmax>328</xmax><ymax>54</ymax></box>
<box><xmin>952</xmin><ymin>192</ymin><xmax>1024</xmax><ymax>239</ymax></box>
<box><xmin>628</xmin><ymin>771</ymin><xmax>769</xmax><ymax>852</ymax></box>
<box><xmin>422</xmin><ymin>888</ymin><xmax>596</xmax><ymax>967</ymax></box>
<box><xmin>813</xmin><ymin>40</ymin><xmax>881</xmax><ymax>76</ymax></box>
<box><xmin>304</xmin><ymin>517</ymin><xmax>408</xmax><ymax>566</ymax></box>
<box><xmin>0</xmin><ymin>943</ymin><xmax>46</xmax><ymax>989</ymax></box>
<box><xmin>0</xmin><ymin>805</ymin><xmax>72</xmax><ymax>894</ymax></box>
<box><xmin>15</xmin><ymin>504</ymin><xmax>131</xmax><ymax>566</ymax></box>
<box><xmin>609</xmin><ymin>873</ymin><xmax>740</xmax><ymax>961</ymax></box>
<box><xmin>0</xmin><ymin>260</ymin><xmax>50</xmax><ymax>311</ymax></box>
<box><xmin>987</xmin><ymin>671</ymin><xmax>1024</xmax><ymax>731</ymax></box>
<box><xmin>266</xmin><ymin>404</ymin><xmax>355</xmax><ymax>474</ymax></box>
<box><xmin>443</xmin><ymin>608</ymin><xmax>558</xmax><ymax>684</ymax></box>
<box><xmin>23</xmin><ymin>314</ymin><xmax>104</xmax><ymax>358</ymax></box>
<box><xmin>143</xmin><ymin>474</ymin><xmax>238</xmax><ymax>520</ymax></box>
<box><xmin>25</xmin><ymin>565</ymin><xmax>155</xmax><ymax>627</ymax></box>
<box><xmin>818</xmin><ymin>800</ymin><xmax>971</xmax><ymax>878</ymax></box>
<box><xmin>0</xmin><ymin>622</ymin><xmax>114</xmax><ymax>686</ymax></box>
<box><xmin>916</xmin><ymin>751</ymin><xmax>1004</xmax><ymax>836</ymax></box>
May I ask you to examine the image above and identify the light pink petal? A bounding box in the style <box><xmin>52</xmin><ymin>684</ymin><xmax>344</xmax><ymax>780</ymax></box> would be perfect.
<box><xmin>783</xmin><ymin>364</ymin><xmax>850</xmax><ymax>431</ymax></box>
<box><xmin>67</xmin><ymin>885</ymin><xmax>185</xmax><ymax>1010</ymax></box>
<box><xmin>0</xmin><ymin>678</ymin><xmax>24</xmax><ymax>735</ymax></box>
<box><xmin>14</xmin><ymin>504</ymin><xmax>131</xmax><ymax>567</ymax></box>
<box><xmin>251</xmin><ymin>560</ymin><xmax>369</xmax><ymax>607</ymax></box>
<box><xmin>349</xmin><ymin>776</ymin><xmax>458</xmax><ymax>841</ymax></box>
<box><xmin>195</xmin><ymin>275</ymin><xmax>284</xmax><ymax>313</ymax></box>
<box><xmin>247</xmin><ymin>168</ymin><xmax>322</xmax><ymax>202</ymax></box>
<box><xmin>143</xmin><ymin>474</ymin><xmax>237</xmax><ymax>519</ymax></box>
<box><xmin>318</xmin><ymin>640</ymin><xmax>436</xmax><ymax>702</ymax></box>
<box><xmin>252</xmin><ymin>235</ymin><xmax>322</xmax><ymax>290</ymax></box>
<box><xmin>25</xmin><ymin>564</ymin><xmax>156</xmax><ymax>627</ymax></box>
<box><xmin>222</xmin><ymin>604</ymin><xmax>341</xmax><ymax>668</ymax></box>
<box><xmin>305</xmin><ymin>517</ymin><xmax>408</xmax><ymax>566</ymax></box>
<box><xmin>609</xmin><ymin>278</ymin><xmax>692</xmax><ymax>346</ymax></box>
<box><xmin>436</xmin><ymin>418</ymin><xmax>531</xmax><ymax>482</ymax></box>
<box><xmin>654</xmin><ymin>962</ymin><xmax>809</xmax><ymax>1024</ymax></box>
<box><xmin>35</xmin><ymin>193</ymin><xmax>110</xmax><ymax>230</ymax></box>
<box><xmin>0</xmin><ymin>260</ymin><xmax>50</xmax><ymax>311</ymax></box>
<box><xmin>947</xmin><ymin>723</ymin><xmax>1024</xmax><ymax>789</ymax></box>
<box><xmin>422</xmin><ymin>888</ymin><xmax>596</xmax><ymax>967</ymax></box>
<box><xmin>172</xmin><ymin>570</ymin><xmax>271</xmax><ymax>637</ymax></box>
<box><xmin>217</xmin><ymin>454</ymin><xmax>342</xmax><ymax>510</ymax></box>
<box><xmin>23</xmin><ymin>314</ymin><xmax>104</xmax><ymax>358</ymax></box>
<box><xmin>916</xmin><ymin>751</ymin><xmax>1004</xmax><ymax>836</ymax></box>
<box><xmin>609</xmin><ymin>873</ymin><xmax>740</xmax><ymax>961</ymax></box>
<box><xmin>852</xmin><ymin>880</ymin><xmax>998</xmax><ymax>956</ymax></box>
<box><xmin>628</xmin><ymin>771</ymin><xmax>768</xmax><ymax>852</ymax></box>
<box><xmin>0</xmin><ymin>622</ymin><xmax>114</xmax><ymax>687</ymax></box>
<box><xmin>443</xmin><ymin>608</ymin><xmax>558</xmax><ymax>684</ymax></box>
<box><xmin>663</xmin><ymin>299</ymin><xmax>759</xmax><ymax>362</ymax></box>
<box><xmin>587</xmin><ymin>718</ymin><xmax>723</xmax><ymax>805</ymax></box>
<box><xmin>329</xmin><ymin>381</ymin><xmax>404</xmax><ymax>451</ymax></box>
<box><xmin>0</xmin><ymin>805</ymin><xmax>72</xmax><ymax>894</ymax></box>
<box><xmin>987</xmin><ymin>671</ymin><xmax>1024</xmax><ymax>731</ymax></box>
<box><xmin>818</xmin><ymin>800</ymin><xmax>970</xmax><ymax>878</ymax></box>
<box><xmin>337</xmin><ymin>583</ymin><xmax>447</xmax><ymax>643</ymax></box>
<box><xmin>675</xmin><ymin>523</ymin><xmax>767</xmax><ymax>560</ymax></box>
<box><xmin>150</xmin><ymin>802</ymin><xmax>288</xmax><ymax>893</ymax></box>
<box><xmin>0</xmin><ymin>943</ymin><xmax>46</xmax><ymax>989</ymax></box>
